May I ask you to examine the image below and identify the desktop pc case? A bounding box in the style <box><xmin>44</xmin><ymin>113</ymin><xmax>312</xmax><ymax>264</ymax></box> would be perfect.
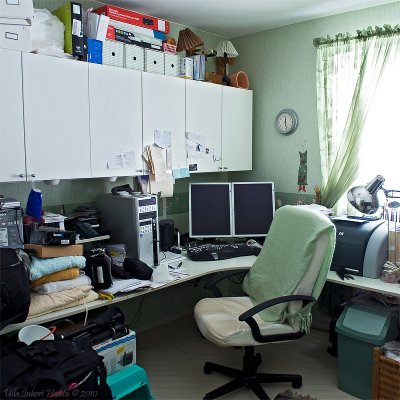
<box><xmin>97</xmin><ymin>194</ymin><xmax>159</xmax><ymax>267</ymax></box>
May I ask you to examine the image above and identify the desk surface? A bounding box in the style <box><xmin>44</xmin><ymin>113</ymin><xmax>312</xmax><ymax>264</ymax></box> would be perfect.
<box><xmin>1</xmin><ymin>256</ymin><xmax>399</xmax><ymax>335</ymax></box>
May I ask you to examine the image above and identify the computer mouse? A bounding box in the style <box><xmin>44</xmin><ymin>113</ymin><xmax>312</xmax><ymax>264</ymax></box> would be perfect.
<box><xmin>246</xmin><ymin>239</ymin><xmax>262</xmax><ymax>249</ymax></box>
<box><xmin>169</xmin><ymin>246</ymin><xmax>182</xmax><ymax>254</ymax></box>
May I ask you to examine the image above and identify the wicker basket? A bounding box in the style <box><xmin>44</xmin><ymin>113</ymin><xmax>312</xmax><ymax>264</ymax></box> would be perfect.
<box><xmin>372</xmin><ymin>346</ymin><xmax>400</xmax><ymax>400</ymax></box>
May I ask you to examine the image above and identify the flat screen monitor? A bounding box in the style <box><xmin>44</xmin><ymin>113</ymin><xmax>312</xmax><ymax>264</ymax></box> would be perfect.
<box><xmin>232</xmin><ymin>182</ymin><xmax>275</xmax><ymax>237</ymax></box>
<box><xmin>189</xmin><ymin>183</ymin><xmax>232</xmax><ymax>238</ymax></box>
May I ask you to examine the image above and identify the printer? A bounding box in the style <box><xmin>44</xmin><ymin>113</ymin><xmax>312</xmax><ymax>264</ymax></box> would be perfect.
<box><xmin>330</xmin><ymin>217</ymin><xmax>388</xmax><ymax>278</ymax></box>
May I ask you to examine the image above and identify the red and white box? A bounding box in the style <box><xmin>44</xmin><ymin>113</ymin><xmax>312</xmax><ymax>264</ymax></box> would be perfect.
<box><xmin>95</xmin><ymin>5</ymin><xmax>170</xmax><ymax>34</ymax></box>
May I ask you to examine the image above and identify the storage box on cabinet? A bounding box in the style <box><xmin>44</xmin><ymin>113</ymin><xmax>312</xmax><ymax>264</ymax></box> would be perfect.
<box><xmin>0</xmin><ymin>18</ymin><xmax>31</xmax><ymax>52</ymax></box>
<box><xmin>145</xmin><ymin>48</ymin><xmax>164</xmax><ymax>74</ymax></box>
<box><xmin>0</xmin><ymin>0</ymin><xmax>33</xmax><ymax>19</ymax></box>
<box><xmin>164</xmin><ymin>53</ymin><xmax>180</xmax><ymax>77</ymax></box>
<box><xmin>103</xmin><ymin>39</ymin><xmax>124</xmax><ymax>68</ymax></box>
<box><xmin>125</xmin><ymin>43</ymin><xmax>144</xmax><ymax>71</ymax></box>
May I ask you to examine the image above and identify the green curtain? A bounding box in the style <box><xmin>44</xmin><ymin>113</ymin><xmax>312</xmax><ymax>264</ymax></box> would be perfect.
<box><xmin>315</xmin><ymin>26</ymin><xmax>400</xmax><ymax>209</ymax></box>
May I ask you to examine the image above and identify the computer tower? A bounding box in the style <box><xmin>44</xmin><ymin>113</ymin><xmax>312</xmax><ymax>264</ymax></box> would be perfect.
<box><xmin>0</xmin><ymin>200</ymin><xmax>24</xmax><ymax>249</ymax></box>
<box><xmin>97</xmin><ymin>194</ymin><xmax>159</xmax><ymax>267</ymax></box>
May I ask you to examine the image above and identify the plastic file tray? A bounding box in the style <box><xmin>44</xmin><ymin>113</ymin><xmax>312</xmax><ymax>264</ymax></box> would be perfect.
<box><xmin>164</xmin><ymin>53</ymin><xmax>180</xmax><ymax>77</ymax></box>
<box><xmin>125</xmin><ymin>44</ymin><xmax>144</xmax><ymax>71</ymax></box>
<box><xmin>145</xmin><ymin>49</ymin><xmax>164</xmax><ymax>74</ymax></box>
<box><xmin>103</xmin><ymin>40</ymin><xmax>124</xmax><ymax>68</ymax></box>
<box><xmin>107</xmin><ymin>364</ymin><xmax>154</xmax><ymax>400</ymax></box>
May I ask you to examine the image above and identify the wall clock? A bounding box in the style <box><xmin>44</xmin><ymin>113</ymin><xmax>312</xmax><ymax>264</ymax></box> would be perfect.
<box><xmin>275</xmin><ymin>109</ymin><xmax>299</xmax><ymax>135</ymax></box>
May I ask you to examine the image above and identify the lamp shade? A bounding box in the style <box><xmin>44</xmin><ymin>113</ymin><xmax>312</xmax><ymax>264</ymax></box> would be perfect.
<box><xmin>215</xmin><ymin>41</ymin><xmax>239</xmax><ymax>58</ymax></box>
<box><xmin>347</xmin><ymin>175</ymin><xmax>385</xmax><ymax>215</ymax></box>
<box><xmin>176</xmin><ymin>28</ymin><xmax>204</xmax><ymax>52</ymax></box>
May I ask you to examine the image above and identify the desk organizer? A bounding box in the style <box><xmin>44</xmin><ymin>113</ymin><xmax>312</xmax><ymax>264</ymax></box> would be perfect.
<box><xmin>107</xmin><ymin>364</ymin><xmax>154</xmax><ymax>400</ymax></box>
<box><xmin>372</xmin><ymin>346</ymin><xmax>400</xmax><ymax>400</ymax></box>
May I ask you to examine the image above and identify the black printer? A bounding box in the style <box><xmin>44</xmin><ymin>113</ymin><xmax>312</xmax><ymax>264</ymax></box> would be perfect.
<box><xmin>330</xmin><ymin>217</ymin><xmax>388</xmax><ymax>278</ymax></box>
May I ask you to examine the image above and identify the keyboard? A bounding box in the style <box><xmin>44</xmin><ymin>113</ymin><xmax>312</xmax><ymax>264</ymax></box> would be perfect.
<box><xmin>187</xmin><ymin>242</ymin><xmax>258</xmax><ymax>261</ymax></box>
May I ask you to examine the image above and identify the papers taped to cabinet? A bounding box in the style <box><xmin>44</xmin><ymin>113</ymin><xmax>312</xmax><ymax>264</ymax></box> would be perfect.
<box><xmin>143</xmin><ymin>144</ymin><xmax>174</xmax><ymax>197</ymax></box>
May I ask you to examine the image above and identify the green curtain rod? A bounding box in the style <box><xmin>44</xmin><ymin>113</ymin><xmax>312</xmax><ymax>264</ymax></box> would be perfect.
<box><xmin>313</xmin><ymin>24</ymin><xmax>400</xmax><ymax>47</ymax></box>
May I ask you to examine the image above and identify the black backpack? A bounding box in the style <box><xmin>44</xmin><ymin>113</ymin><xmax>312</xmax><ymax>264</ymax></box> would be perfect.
<box><xmin>0</xmin><ymin>337</ymin><xmax>112</xmax><ymax>400</ymax></box>
<box><xmin>0</xmin><ymin>248</ymin><xmax>31</xmax><ymax>330</ymax></box>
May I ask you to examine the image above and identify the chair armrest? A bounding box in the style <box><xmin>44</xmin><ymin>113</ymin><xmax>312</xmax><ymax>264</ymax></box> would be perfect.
<box><xmin>238</xmin><ymin>295</ymin><xmax>316</xmax><ymax>343</ymax></box>
<box><xmin>204</xmin><ymin>268</ymin><xmax>250</xmax><ymax>297</ymax></box>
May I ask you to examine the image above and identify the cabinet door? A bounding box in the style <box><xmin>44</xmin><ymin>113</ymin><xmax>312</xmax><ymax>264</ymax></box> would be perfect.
<box><xmin>89</xmin><ymin>64</ymin><xmax>143</xmax><ymax>177</ymax></box>
<box><xmin>22</xmin><ymin>54</ymin><xmax>91</xmax><ymax>180</ymax></box>
<box><xmin>186</xmin><ymin>80</ymin><xmax>222</xmax><ymax>173</ymax></box>
<box><xmin>221</xmin><ymin>87</ymin><xmax>253</xmax><ymax>171</ymax></box>
<box><xmin>0</xmin><ymin>49</ymin><xmax>26</xmax><ymax>182</ymax></box>
<box><xmin>142</xmin><ymin>73</ymin><xmax>186</xmax><ymax>170</ymax></box>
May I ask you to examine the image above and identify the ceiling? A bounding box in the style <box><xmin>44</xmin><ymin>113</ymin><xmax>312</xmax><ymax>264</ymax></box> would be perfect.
<box><xmin>102</xmin><ymin>0</ymin><xmax>398</xmax><ymax>38</ymax></box>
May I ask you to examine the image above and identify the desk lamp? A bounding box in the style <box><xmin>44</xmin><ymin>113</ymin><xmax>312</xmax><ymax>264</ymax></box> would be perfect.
<box><xmin>347</xmin><ymin>175</ymin><xmax>400</xmax><ymax>216</ymax></box>
<box><xmin>215</xmin><ymin>40</ymin><xmax>239</xmax><ymax>85</ymax></box>
<box><xmin>347</xmin><ymin>175</ymin><xmax>385</xmax><ymax>216</ymax></box>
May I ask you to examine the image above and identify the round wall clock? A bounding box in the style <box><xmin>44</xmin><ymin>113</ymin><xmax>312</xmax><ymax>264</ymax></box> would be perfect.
<box><xmin>275</xmin><ymin>109</ymin><xmax>299</xmax><ymax>135</ymax></box>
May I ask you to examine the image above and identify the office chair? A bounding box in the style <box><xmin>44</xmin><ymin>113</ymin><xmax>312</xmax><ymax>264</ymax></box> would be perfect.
<box><xmin>194</xmin><ymin>205</ymin><xmax>336</xmax><ymax>399</ymax></box>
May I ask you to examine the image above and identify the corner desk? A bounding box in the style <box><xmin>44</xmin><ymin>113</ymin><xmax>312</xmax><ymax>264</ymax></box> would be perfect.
<box><xmin>1</xmin><ymin>255</ymin><xmax>399</xmax><ymax>335</ymax></box>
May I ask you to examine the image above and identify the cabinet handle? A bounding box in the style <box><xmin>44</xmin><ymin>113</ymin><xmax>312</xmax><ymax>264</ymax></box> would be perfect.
<box><xmin>18</xmin><ymin>174</ymin><xmax>25</xmax><ymax>178</ymax></box>
<box><xmin>30</xmin><ymin>174</ymin><xmax>36</xmax><ymax>178</ymax></box>
<box><xmin>223</xmin><ymin>167</ymin><xmax>228</xmax><ymax>170</ymax></box>
<box><xmin>218</xmin><ymin>167</ymin><xmax>223</xmax><ymax>170</ymax></box>
<box><xmin>136</xmin><ymin>169</ymin><xmax>143</xmax><ymax>173</ymax></box>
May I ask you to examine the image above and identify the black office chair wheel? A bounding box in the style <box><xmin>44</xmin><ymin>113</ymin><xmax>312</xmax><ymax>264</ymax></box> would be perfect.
<box><xmin>292</xmin><ymin>379</ymin><xmax>302</xmax><ymax>389</ymax></box>
<box><xmin>255</xmin><ymin>352</ymin><xmax>262</xmax><ymax>366</ymax></box>
<box><xmin>204</xmin><ymin>362</ymin><xmax>213</xmax><ymax>374</ymax></box>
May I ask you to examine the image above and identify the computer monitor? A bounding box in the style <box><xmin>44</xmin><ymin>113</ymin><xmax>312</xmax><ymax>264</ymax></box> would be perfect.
<box><xmin>189</xmin><ymin>183</ymin><xmax>232</xmax><ymax>238</ymax></box>
<box><xmin>189</xmin><ymin>181</ymin><xmax>275</xmax><ymax>239</ymax></box>
<box><xmin>232</xmin><ymin>182</ymin><xmax>275</xmax><ymax>237</ymax></box>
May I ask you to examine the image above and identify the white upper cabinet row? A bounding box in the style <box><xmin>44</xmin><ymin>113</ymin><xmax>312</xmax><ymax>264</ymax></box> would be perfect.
<box><xmin>0</xmin><ymin>49</ymin><xmax>252</xmax><ymax>182</ymax></box>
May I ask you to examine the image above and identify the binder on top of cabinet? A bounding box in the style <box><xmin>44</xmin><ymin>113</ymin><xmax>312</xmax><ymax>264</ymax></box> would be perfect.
<box><xmin>52</xmin><ymin>1</ymin><xmax>84</xmax><ymax>59</ymax></box>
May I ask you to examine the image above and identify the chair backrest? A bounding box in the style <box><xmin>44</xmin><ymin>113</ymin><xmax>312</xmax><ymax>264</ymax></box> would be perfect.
<box><xmin>242</xmin><ymin>205</ymin><xmax>336</xmax><ymax>326</ymax></box>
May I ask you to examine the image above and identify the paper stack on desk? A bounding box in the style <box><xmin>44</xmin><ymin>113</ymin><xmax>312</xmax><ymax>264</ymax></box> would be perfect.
<box><xmin>99</xmin><ymin>278</ymin><xmax>152</xmax><ymax>294</ymax></box>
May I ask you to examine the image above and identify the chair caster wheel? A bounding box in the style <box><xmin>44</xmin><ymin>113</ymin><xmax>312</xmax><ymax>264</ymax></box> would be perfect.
<box><xmin>292</xmin><ymin>379</ymin><xmax>302</xmax><ymax>389</ymax></box>
<box><xmin>204</xmin><ymin>362</ymin><xmax>213</xmax><ymax>374</ymax></box>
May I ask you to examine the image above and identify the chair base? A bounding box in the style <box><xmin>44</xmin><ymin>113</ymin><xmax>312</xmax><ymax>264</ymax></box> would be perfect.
<box><xmin>203</xmin><ymin>346</ymin><xmax>302</xmax><ymax>400</ymax></box>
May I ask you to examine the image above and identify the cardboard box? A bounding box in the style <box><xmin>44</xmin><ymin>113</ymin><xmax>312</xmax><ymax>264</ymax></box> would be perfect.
<box><xmin>0</xmin><ymin>0</ymin><xmax>33</xmax><ymax>19</ymax></box>
<box><xmin>0</xmin><ymin>18</ymin><xmax>31</xmax><ymax>52</ymax></box>
<box><xmin>24</xmin><ymin>244</ymin><xmax>83</xmax><ymax>258</ymax></box>
<box><xmin>52</xmin><ymin>1</ymin><xmax>84</xmax><ymax>59</ymax></box>
<box><xmin>94</xmin><ymin>5</ymin><xmax>170</xmax><ymax>34</ymax></box>
<box><xmin>388</xmin><ymin>229</ymin><xmax>400</xmax><ymax>263</ymax></box>
<box><xmin>191</xmin><ymin>54</ymin><xmax>205</xmax><ymax>80</ymax></box>
<box><xmin>94</xmin><ymin>330</ymin><xmax>136</xmax><ymax>375</ymax></box>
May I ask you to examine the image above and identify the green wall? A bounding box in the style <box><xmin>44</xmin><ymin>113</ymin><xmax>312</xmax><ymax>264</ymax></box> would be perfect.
<box><xmin>1</xmin><ymin>2</ymin><xmax>399</xmax><ymax>224</ymax></box>
<box><xmin>229</xmin><ymin>2</ymin><xmax>400</xmax><ymax>204</ymax></box>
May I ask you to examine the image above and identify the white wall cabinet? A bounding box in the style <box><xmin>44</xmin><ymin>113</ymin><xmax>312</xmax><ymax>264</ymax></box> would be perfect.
<box><xmin>142</xmin><ymin>73</ymin><xmax>186</xmax><ymax>171</ymax></box>
<box><xmin>221</xmin><ymin>86</ymin><xmax>253</xmax><ymax>171</ymax></box>
<box><xmin>186</xmin><ymin>80</ymin><xmax>222</xmax><ymax>173</ymax></box>
<box><xmin>22</xmin><ymin>53</ymin><xmax>91</xmax><ymax>181</ymax></box>
<box><xmin>0</xmin><ymin>52</ymin><xmax>253</xmax><ymax>183</ymax></box>
<box><xmin>89</xmin><ymin>63</ymin><xmax>143</xmax><ymax>178</ymax></box>
<box><xmin>0</xmin><ymin>48</ymin><xmax>26</xmax><ymax>182</ymax></box>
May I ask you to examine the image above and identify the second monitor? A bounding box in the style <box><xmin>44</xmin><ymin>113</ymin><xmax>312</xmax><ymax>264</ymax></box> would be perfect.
<box><xmin>189</xmin><ymin>182</ymin><xmax>275</xmax><ymax>239</ymax></box>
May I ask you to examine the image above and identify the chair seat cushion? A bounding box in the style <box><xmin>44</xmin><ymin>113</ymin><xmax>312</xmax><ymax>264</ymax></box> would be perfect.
<box><xmin>194</xmin><ymin>297</ymin><xmax>298</xmax><ymax>347</ymax></box>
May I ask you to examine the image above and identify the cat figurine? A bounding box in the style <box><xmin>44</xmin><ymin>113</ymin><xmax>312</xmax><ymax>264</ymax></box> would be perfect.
<box><xmin>298</xmin><ymin>150</ymin><xmax>307</xmax><ymax>192</ymax></box>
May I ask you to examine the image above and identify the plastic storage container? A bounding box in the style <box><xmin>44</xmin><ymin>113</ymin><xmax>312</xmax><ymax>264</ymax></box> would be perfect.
<box><xmin>107</xmin><ymin>364</ymin><xmax>154</xmax><ymax>400</ymax></box>
<box><xmin>336</xmin><ymin>304</ymin><xmax>398</xmax><ymax>399</ymax></box>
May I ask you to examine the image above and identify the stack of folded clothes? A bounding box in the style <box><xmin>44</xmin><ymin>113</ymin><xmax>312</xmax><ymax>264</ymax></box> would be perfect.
<box><xmin>28</xmin><ymin>255</ymin><xmax>99</xmax><ymax>318</ymax></box>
